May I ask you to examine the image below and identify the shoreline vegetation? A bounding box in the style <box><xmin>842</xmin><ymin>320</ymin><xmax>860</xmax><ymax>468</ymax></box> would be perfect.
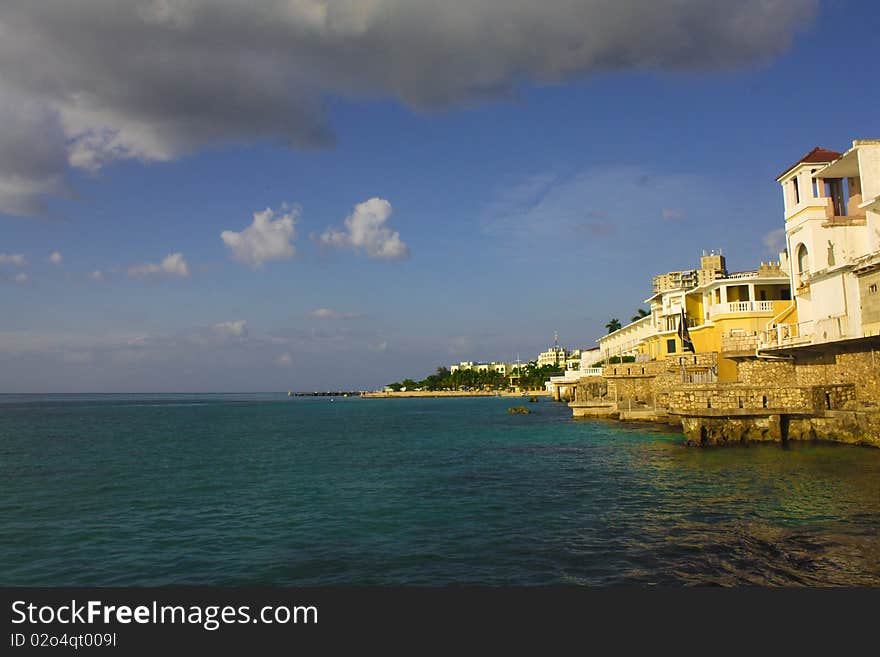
<box><xmin>363</xmin><ymin>390</ymin><xmax>553</xmax><ymax>398</ymax></box>
<box><xmin>381</xmin><ymin>363</ymin><xmax>564</xmax><ymax>396</ymax></box>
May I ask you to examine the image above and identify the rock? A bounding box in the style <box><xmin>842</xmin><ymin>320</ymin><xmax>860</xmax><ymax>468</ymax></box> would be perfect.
<box><xmin>508</xmin><ymin>406</ymin><xmax>531</xmax><ymax>415</ymax></box>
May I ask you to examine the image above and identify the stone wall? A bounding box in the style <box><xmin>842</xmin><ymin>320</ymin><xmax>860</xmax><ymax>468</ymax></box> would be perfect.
<box><xmin>737</xmin><ymin>359</ymin><xmax>797</xmax><ymax>386</ymax></box>
<box><xmin>682</xmin><ymin>410</ymin><xmax>880</xmax><ymax>448</ymax></box>
<box><xmin>573</xmin><ymin>378</ymin><xmax>610</xmax><ymax>403</ymax></box>
<box><xmin>721</xmin><ymin>331</ymin><xmax>759</xmax><ymax>354</ymax></box>
<box><xmin>669</xmin><ymin>384</ymin><xmax>812</xmax><ymax>413</ymax></box>
<box><xmin>737</xmin><ymin>341</ymin><xmax>880</xmax><ymax>403</ymax></box>
<box><xmin>571</xmin><ymin>338</ymin><xmax>880</xmax><ymax>447</ymax></box>
<box><xmin>858</xmin><ymin>270</ymin><xmax>880</xmax><ymax>327</ymax></box>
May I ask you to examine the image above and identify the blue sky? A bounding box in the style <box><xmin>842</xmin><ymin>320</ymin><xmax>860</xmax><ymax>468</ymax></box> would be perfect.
<box><xmin>1</xmin><ymin>0</ymin><xmax>878</xmax><ymax>392</ymax></box>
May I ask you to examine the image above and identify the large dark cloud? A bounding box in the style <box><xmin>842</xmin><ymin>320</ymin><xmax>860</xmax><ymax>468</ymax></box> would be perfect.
<box><xmin>0</xmin><ymin>0</ymin><xmax>817</xmax><ymax>215</ymax></box>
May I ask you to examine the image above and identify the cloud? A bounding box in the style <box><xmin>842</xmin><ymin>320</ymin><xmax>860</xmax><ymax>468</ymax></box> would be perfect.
<box><xmin>308</xmin><ymin>308</ymin><xmax>361</xmax><ymax>320</ymax></box>
<box><xmin>368</xmin><ymin>340</ymin><xmax>388</xmax><ymax>353</ymax></box>
<box><xmin>277</xmin><ymin>352</ymin><xmax>293</xmax><ymax>367</ymax></box>
<box><xmin>483</xmin><ymin>167</ymin><xmax>705</xmax><ymax>243</ymax></box>
<box><xmin>2</xmin><ymin>272</ymin><xmax>29</xmax><ymax>285</ymax></box>
<box><xmin>49</xmin><ymin>251</ymin><xmax>62</xmax><ymax>265</ymax></box>
<box><xmin>221</xmin><ymin>206</ymin><xmax>297</xmax><ymax>269</ymax></box>
<box><xmin>213</xmin><ymin>320</ymin><xmax>248</xmax><ymax>338</ymax></box>
<box><xmin>319</xmin><ymin>198</ymin><xmax>409</xmax><ymax>260</ymax></box>
<box><xmin>128</xmin><ymin>252</ymin><xmax>190</xmax><ymax>279</ymax></box>
<box><xmin>662</xmin><ymin>208</ymin><xmax>684</xmax><ymax>221</ymax></box>
<box><xmin>763</xmin><ymin>227</ymin><xmax>787</xmax><ymax>253</ymax></box>
<box><xmin>0</xmin><ymin>253</ymin><xmax>28</xmax><ymax>267</ymax></box>
<box><xmin>0</xmin><ymin>1</ymin><xmax>817</xmax><ymax>215</ymax></box>
<box><xmin>87</xmin><ymin>270</ymin><xmax>105</xmax><ymax>281</ymax></box>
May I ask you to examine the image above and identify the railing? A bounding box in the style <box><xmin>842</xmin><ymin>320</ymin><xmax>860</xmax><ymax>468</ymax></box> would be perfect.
<box><xmin>580</xmin><ymin>367</ymin><xmax>604</xmax><ymax>377</ymax></box>
<box><xmin>758</xmin><ymin>321</ymin><xmax>814</xmax><ymax>349</ymax></box>
<box><xmin>709</xmin><ymin>300</ymin><xmax>777</xmax><ymax>317</ymax></box>
<box><xmin>726</xmin><ymin>271</ymin><xmax>759</xmax><ymax>280</ymax></box>
<box><xmin>685</xmin><ymin>370</ymin><xmax>718</xmax><ymax>384</ymax></box>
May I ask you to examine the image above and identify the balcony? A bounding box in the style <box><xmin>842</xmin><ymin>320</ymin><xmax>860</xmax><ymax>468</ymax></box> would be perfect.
<box><xmin>708</xmin><ymin>300</ymin><xmax>778</xmax><ymax>318</ymax></box>
<box><xmin>757</xmin><ymin>321</ymin><xmax>813</xmax><ymax>349</ymax></box>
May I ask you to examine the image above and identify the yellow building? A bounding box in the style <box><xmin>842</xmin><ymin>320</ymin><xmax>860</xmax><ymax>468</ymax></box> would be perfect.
<box><xmin>601</xmin><ymin>254</ymin><xmax>791</xmax><ymax>383</ymax></box>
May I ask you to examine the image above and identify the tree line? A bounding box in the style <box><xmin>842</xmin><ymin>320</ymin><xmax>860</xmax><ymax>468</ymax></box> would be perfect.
<box><xmin>387</xmin><ymin>362</ymin><xmax>564</xmax><ymax>392</ymax></box>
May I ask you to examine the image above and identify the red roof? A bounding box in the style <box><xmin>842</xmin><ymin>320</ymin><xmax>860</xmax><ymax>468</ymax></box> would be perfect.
<box><xmin>777</xmin><ymin>147</ymin><xmax>842</xmax><ymax>180</ymax></box>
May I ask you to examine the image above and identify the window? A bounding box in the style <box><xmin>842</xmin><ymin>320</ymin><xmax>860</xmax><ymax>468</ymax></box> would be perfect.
<box><xmin>792</xmin><ymin>177</ymin><xmax>800</xmax><ymax>204</ymax></box>
<box><xmin>797</xmin><ymin>244</ymin><xmax>810</xmax><ymax>278</ymax></box>
<box><xmin>667</xmin><ymin>339</ymin><xmax>677</xmax><ymax>354</ymax></box>
<box><xmin>826</xmin><ymin>178</ymin><xmax>847</xmax><ymax>216</ymax></box>
<box><xmin>870</xmin><ymin>284</ymin><xmax>878</xmax><ymax>294</ymax></box>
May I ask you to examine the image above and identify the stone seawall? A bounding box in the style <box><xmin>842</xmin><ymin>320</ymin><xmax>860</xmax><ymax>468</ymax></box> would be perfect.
<box><xmin>570</xmin><ymin>338</ymin><xmax>880</xmax><ymax>447</ymax></box>
<box><xmin>681</xmin><ymin>410</ymin><xmax>880</xmax><ymax>448</ymax></box>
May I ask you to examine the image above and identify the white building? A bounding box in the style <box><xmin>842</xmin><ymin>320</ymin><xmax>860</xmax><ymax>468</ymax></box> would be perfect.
<box><xmin>449</xmin><ymin>361</ymin><xmax>516</xmax><ymax>375</ymax></box>
<box><xmin>597</xmin><ymin>315</ymin><xmax>655</xmax><ymax>362</ymax></box>
<box><xmin>763</xmin><ymin>140</ymin><xmax>880</xmax><ymax>347</ymax></box>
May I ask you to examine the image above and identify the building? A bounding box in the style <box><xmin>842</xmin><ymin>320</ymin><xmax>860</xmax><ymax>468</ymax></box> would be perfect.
<box><xmin>598</xmin><ymin>315</ymin><xmax>654</xmax><ymax>362</ymax></box>
<box><xmin>449</xmin><ymin>361</ymin><xmax>516</xmax><ymax>375</ymax></box>
<box><xmin>761</xmin><ymin>140</ymin><xmax>880</xmax><ymax>347</ymax></box>
<box><xmin>643</xmin><ymin>260</ymin><xmax>791</xmax><ymax>381</ymax></box>
<box><xmin>577</xmin><ymin>140</ymin><xmax>880</xmax><ymax>447</ymax></box>
<box><xmin>651</xmin><ymin>251</ymin><xmax>727</xmax><ymax>293</ymax></box>
<box><xmin>599</xmin><ymin>253</ymin><xmax>790</xmax><ymax>382</ymax></box>
<box><xmin>537</xmin><ymin>332</ymin><xmax>570</xmax><ymax>368</ymax></box>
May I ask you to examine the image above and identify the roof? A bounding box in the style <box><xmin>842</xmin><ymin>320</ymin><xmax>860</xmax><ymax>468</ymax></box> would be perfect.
<box><xmin>776</xmin><ymin>146</ymin><xmax>842</xmax><ymax>181</ymax></box>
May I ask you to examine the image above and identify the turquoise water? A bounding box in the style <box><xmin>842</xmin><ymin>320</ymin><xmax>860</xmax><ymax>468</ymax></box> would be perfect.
<box><xmin>2</xmin><ymin>394</ymin><xmax>879</xmax><ymax>586</ymax></box>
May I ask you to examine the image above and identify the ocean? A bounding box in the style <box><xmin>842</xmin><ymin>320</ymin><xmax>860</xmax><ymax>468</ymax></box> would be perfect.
<box><xmin>2</xmin><ymin>393</ymin><xmax>879</xmax><ymax>586</ymax></box>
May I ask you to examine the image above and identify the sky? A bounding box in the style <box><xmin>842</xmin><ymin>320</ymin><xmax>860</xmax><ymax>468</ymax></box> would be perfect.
<box><xmin>1</xmin><ymin>0</ymin><xmax>878</xmax><ymax>392</ymax></box>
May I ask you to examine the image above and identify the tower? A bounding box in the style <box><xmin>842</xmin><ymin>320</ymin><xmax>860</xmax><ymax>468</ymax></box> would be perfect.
<box><xmin>776</xmin><ymin>143</ymin><xmax>877</xmax><ymax>341</ymax></box>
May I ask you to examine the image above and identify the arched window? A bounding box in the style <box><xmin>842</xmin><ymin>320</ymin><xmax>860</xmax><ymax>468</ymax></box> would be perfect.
<box><xmin>796</xmin><ymin>243</ymin><xmax>810</xmax><ymax>278</ymax></box>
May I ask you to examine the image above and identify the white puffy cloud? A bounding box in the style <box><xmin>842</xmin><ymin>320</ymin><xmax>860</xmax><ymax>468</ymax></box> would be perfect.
<box><xmin>308</xmin><ymin>308</ymin><xmax>361</xmax><ymax>320</ymax></box>
<box><xmin>319</xmin><ymin>198</ymin><xmax>409</xmax><ymax>260</ymax></box>
<box><xmin>0</xmin><ymin>1</ymin><xmax>817</xmax><ymax>216</ymax></box>
<box><xmin>87</xmin><ymin>270</ymin><xmax>105</xmax><ymax>281</ymax></box>
<box><xmin>221</xmin><ymin>206</ymin><xmax>297</xmax><ymax>269</ymax></box>
<box><xmin>213</xmin><ymin>320</ymin><xmax>248</xmax><ymax>338</ymax></box>
<box><xmin>49</xmin><ymin>251</ymin><xmax>62</xmax><ymax>265</ymax></box>
<box><xmin>277</xmin><ymin>352</ymin><xmax>293</xmax><ymax>367</ymax></box>
<box><xmin>128</xmin><ymin>252</ymin><xmax>190</xmax><ymax>279</ymax></box>
<box><xmin>0</xmin><ymin>253</ymin><xmax>28</xmax><ymax>267</ymax></box>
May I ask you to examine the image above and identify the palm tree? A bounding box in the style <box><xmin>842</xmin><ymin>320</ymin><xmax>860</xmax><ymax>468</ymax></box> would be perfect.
<box><xmin>605</xmin><ymin>318</ymin><xmax>622</xmax><ymax>333</ymax></box>
<box><xmin>630</xmin><ymin>308</ymin><xmax>649</xmax><ymax>323</ymax></box>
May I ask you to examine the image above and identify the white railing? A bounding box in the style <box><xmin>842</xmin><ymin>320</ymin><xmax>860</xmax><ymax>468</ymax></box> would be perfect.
<box><xmin>710</xmin><ymin>300</ymin><xmax>777</xmax><ymax>317</ymax></box>
<box><xmin>550</xmin><ymin>368</ymin><xmax>604</xmax><ymax>385</ymax></box>
<box><xmin>726</xmin><ymin>271</ymin><xmax>759</xmax><ymax>280</ymax></box>
<box><xmin>758</xmin><ymin>321</ymin><xmax>814</xmax><ymax>349</ymax></box>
